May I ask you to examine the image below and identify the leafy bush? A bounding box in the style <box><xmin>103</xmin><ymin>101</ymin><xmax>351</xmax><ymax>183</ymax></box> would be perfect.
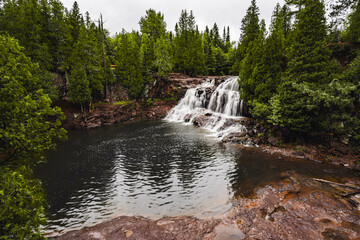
<box><xmin>0</xmin><ymin>167</ymin><xmax>46</xmax><ymax>240</ymax></box>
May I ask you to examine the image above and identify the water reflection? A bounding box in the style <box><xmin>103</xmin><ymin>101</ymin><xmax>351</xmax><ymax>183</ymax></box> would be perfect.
<box><xmin>34</xmin><ymin>120</ymin><xmax>359</xmax><ymax>234</ymax></box>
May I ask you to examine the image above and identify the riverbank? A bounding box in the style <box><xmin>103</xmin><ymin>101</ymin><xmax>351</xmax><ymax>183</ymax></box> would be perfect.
<box><xmin>221</xmin><ymin>117</ymin><xmax>360</xmax><ymax>172</ymax></box>
<box><xmin>52</xmin><ymin>171</ymin><xmax>360</xmax><ymax>240</ymax></box>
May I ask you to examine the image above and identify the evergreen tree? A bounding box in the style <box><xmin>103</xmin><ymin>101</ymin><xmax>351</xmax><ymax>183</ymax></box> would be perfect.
<box><xmin>48</xmin><ymin>0</ymin><xmax>66</xmax><ymax>67</ymax></box>
<box><xmin>115</xmin><ymin>30</ymin><xmax>144</xmax><ymax>98</ymax></box>
<box><xmin>248</xmin><ymin>3</ymin><xmax>288</xmax><ymax>120</ymax></box>
<box><xmin>232</xmin><ymin>0</ymin><xmax>260</xmax><ymax>74</ymax></box>
<box><xmin>285</xmin><ymin>0</ymin><xmax>331</xmax><ymax>85</ymax></box>
<box><xmin>68</xmin><ymin>63</ymin><xmax>92</xmax><ymax>112</ymax></box>
<box><xmin>211</xmin><ymin>23</ymin><xmax>223</xmax><ymax>49</ymax></box>
<box><xmin>226</xmin><ymin>26</ymin><xmax>231</xmax><ymax>43</ymax></box>
<box><xmin>138</xmin><ymin>9</ymin><xmax>167</xmax><ymax>75</ymax></box>
<box><xmin>154</xmin><ymin>36</ymin><xmax>172</xmax><ymax>79</ymax></box>
<box><xmin>63</xmin><ymin>1</ymin><xmax>84</xmax><ymax>71</ymax></box>
<box><xmin>252</xmin><ymin>4</ymin><xmax>286</xmax><ymax>105</ymax></box>
<box><xmin>67</xmin><ymin>1</ymin><xmax>82</xmax><ymax>44</ymax></box>
<box><xmin>0</xmin><ymin>0</ymin><xmax>59</xmax><ymax>98</ymax></box>
<box><xmin>281</xmin><ymin>4</ymin><xmax>292</xmax><ymax>39</ymax></box>
<box><xmin>174</xmin><ymin>10</ymin><xmax>205</xmax><ymax>76</ymax></box>
<box><xmin>342</xmin><ymin>54</ymin><xmax>360</xmax><ymax>141</ymax></box>
<box><xmin>344</xmin><ymin>0</ymin><xmax>360</xmax><ymax>43</ymax></box>
<box><xmin>140</xmin><ymin>33</ymin><xmax>155</xmax><ymax>84</ymax></box>
<box><xmin>268</xmin><ymin>0</ymin><xmax>338</xmax><ymax>132</ymax></box>
<box><xmin>139</xmin><ymin>9</ymin><xmax>166</xmax><ymax>40</ymax></box>
<box><xmin>239</xmin><ymin>19</ymin><xmax>266</xmax><ymax>102</ymax></box>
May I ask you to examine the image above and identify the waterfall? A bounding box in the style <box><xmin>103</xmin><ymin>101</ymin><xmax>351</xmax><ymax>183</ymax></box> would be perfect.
<box><xmin>165</xmin><ymin>76</ymin><xmax>247</xmax><ymax>141</ymax></box>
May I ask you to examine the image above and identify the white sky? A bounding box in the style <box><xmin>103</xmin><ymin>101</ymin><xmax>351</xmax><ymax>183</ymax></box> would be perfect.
<box><xmin>60</xmin><ymin>0</ymin><xmax>285</xmax><ymax>41</ymax></box>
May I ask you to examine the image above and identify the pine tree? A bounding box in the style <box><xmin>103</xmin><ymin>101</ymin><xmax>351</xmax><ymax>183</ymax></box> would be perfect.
<box><xmin>345</xmin><ymin>0</ymin><xmax>360</xmax><ymax>43</ymax></box>
<box><xmin>239</xmin><ymin>19</ymin><xmax>266</xmax><ymax>102</ymax></box>
<box><xmin>67</xmin><ymin>1</ymin><xmax>82</xmax><ymax>44</ymax></box>
<box><xmin>68</xmin><ymin>63</ymin><xmax>92</xmax><ymax>112</ymax></box>
<box><xmin>268</xmin><ymin>0</ymin><xmax>338</xmax><ymax>132</ymax></box>
<box><xmin>138</xmin><ymin>9</ymin><xmax>167</xmax><ymax>75</ymax></box>
<box><xmin>211</xmin><ymin>23</ymin><xmax>222</xmax><ymax>49</ymax></box>
<box><xmin>174</xmin><ymin>10</ymin><xmax>205</xmax><ymax>76</ymax></box>
<box><xmin>285</xmin><ymin>0</ymin><xmax>331</xmax><ymax>85</ymax></box>
<box><xmin>154</xmin><ymin>36</ymin><xmax>172</xmax><ymax>79</ymax></box>
<box><xmin>115</xmin><ymin>30</ymin><xmax>144</xmax><ymax>98</ymax></box>
<box><xmin>226</xmin><ymin>26</ymin><xmax>231</xmax><ymax>43</ymax></box>
<box><xmin>48</xmin><ymin>0</ymin><xmax>69</xmax><ymax>70</ymax></box>
<box><xmin>140</xmin><ymin>33</ymin><xmax>154</xmax><ymax>84</ymax></box>
<box><xmin>63</xmin><ymin>1</ymin><xmax>84</xmax><ymax>71</ymax></box>
<box><xmin>250</xmin><ymin>4</ymin><xmax>287</xmax><ymax>118</ymax></box>
<box><xmin>139</xmin><ymin>9</ymin><xmax>166</xmax><ymax>40</ymax></box>
<box><xmin>255</xmin><ymin>4</ymin><xmax>286</xmax><ymax>102</ymax></box>
<box><xmin>232</xmin><ymin>0</ymin><xmax>260</xmax><ymax>74</ymax></box>
<box><xmin>281</xmin><ymin>4</ymin><xmax>292</xmax><ymax>39</ymax></box>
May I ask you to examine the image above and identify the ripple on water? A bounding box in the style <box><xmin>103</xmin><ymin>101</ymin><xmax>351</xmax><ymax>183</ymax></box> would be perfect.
<box><xmin>34</xmin><ymin>120</ymin><xmax>360</xmax><ymax>235</ymax></box>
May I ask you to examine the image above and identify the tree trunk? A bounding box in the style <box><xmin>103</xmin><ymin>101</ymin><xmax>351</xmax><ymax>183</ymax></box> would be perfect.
<box><xmin>99</xmin><ymin>14</ymin><xmax>109</xmax><ymax>101</ymax></box>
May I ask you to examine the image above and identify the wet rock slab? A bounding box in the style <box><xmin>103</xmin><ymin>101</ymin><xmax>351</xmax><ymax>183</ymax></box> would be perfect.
<box><xmin>229</xmin><ymin>172</ymin><xmax>360</xmax><ymax>240</ymax></box>
<box><xmin>52</xmin><ymin>216</ymin><xmax>220</xmax><ymax>240</ymax></box>
<box><xmin>52</xmin><ymin>172</ymin><xmax>360</xmax><ymax>240</ymax></box>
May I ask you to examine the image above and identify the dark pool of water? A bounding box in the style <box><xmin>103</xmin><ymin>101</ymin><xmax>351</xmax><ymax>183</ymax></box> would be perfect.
<box><xmin>34</xmin><ymin>120</ymin><xmax>358</xmax><ymax>234</ymax></box>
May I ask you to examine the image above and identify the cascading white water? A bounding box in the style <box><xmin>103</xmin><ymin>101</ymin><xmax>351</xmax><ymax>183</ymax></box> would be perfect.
<box><xmin>208</xmin><ymin>77</ymin><xmax>244</xmax><ymax>116</ymax></box>
<box><xmin>165</xmin><ymin>76</ymin><xmax>247</xmax><ymax>141</ymax></box>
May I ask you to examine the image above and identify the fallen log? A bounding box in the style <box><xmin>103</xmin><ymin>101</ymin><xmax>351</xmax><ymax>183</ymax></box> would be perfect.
<box><xmin>312</xmin><ymin>178</ymin><xmax>360</xmax><ymax>190</ymax></box>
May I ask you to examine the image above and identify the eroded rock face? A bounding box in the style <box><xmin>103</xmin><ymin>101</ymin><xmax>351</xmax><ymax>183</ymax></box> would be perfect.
<box><xmin>60</xmin><ymin>101</ymin><xmax>177</xmax><ymax>130</ymax></box>
<box><xmin>148</xmin><ymin>73</ymin><xmax>226</xmax><ymax>101</ymax></box>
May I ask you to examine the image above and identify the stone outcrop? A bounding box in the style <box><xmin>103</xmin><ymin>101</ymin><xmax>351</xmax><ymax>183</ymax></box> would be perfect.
<box><xmin>229</xmin><ymin>172</ymin><xmax>360</xmax><ymax>240</ymax></box>
<box><xmin>59</xmin><ymin>100</ymin><xmax>177</xmax><ymax>130</ymax></box>
<box><xmin>148</xmin><ymin>73</ymin><xmax>226</xmax><ymax>101</ymax></box>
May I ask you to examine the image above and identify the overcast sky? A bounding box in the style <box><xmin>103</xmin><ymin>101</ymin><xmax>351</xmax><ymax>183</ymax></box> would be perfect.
<box><xmin>60</xmin><ymin>0</ymin><xmax>285</xmax><ymax>41</ymax></box>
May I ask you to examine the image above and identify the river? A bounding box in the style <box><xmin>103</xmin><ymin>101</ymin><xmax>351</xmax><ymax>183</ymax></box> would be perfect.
<box><xmin>34</xmin><ymin>120</ymin><xmax>357</xmax><ymax>235</ymax></box>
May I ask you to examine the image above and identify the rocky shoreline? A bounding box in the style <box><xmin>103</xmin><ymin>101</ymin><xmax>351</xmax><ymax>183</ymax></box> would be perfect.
<box><xmin>52</xmin><ymin>171</ymin><xmax>360</xmax><ymax>240</ymax></box>
<box><xmin>221</xmin><ymin>117</ymin><xmax>360</xmax><ymax>172</ymax></box>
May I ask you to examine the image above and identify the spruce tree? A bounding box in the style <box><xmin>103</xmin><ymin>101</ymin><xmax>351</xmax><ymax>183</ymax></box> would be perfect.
<box><xmin>139</xmin><ymin>9</ymin><xmax>167</xmax><ymax>75</ymax></box>
<box><xmin>115</xmin><ymin>31</ymin><xmax>144</xmax><ymax>98</ymax></box>
<box><xmin>154</xmin><ymin>36</ymin><xmax>172</xmax><ymax>79</ymax></box>
<box><xmin>139</xmin><ymin>9</ymin><xmax>166</xmax><ymax>40</ymax></box>
<box><xmin>253</xmin><ymin>3</ymin><xmax>286</xmax><ymax>104</ymax></box>
<box><xmin>68</xmin><ymin>63</ymin><xmax>92</xmax><ymax>112</ymax></box>
<box><xmin>140</xmin><ymin>33</ymin><xmax>153</xmax><ymax>84</ymax></box>
<box><xmin>174</xmin><ymin>10</ymin><xmax>205</xmax><ymax>76</ymax></box>
<box><xmin>285</xmin><ymin>0</ymin><xmax>330</xmax><ymax>85</ymax></box>
<box><xmin>345</xmin><ymin>1</ymin><xmax>360</xmax><ymax>43</ymax></box>
<box><xmin>232</xmin><ymin>0</ymin><xmax>260</xmax><ymax>74</ymax></box>
<box><xmin>268</xmin><ymin>0</ymin><xmax>337</xmax><ymax>132</ymax></box>
<box><xmin>239</xmin><ymin>19</ymin><xmax>266</xmax><ymax>102</ymax></box>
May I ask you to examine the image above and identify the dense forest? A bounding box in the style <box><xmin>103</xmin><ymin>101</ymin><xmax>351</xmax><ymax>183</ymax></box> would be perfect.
<box><xmin>0</xmin><ymin>0</ymin><xmax>359</xmax><ymax>238</ymax></box>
